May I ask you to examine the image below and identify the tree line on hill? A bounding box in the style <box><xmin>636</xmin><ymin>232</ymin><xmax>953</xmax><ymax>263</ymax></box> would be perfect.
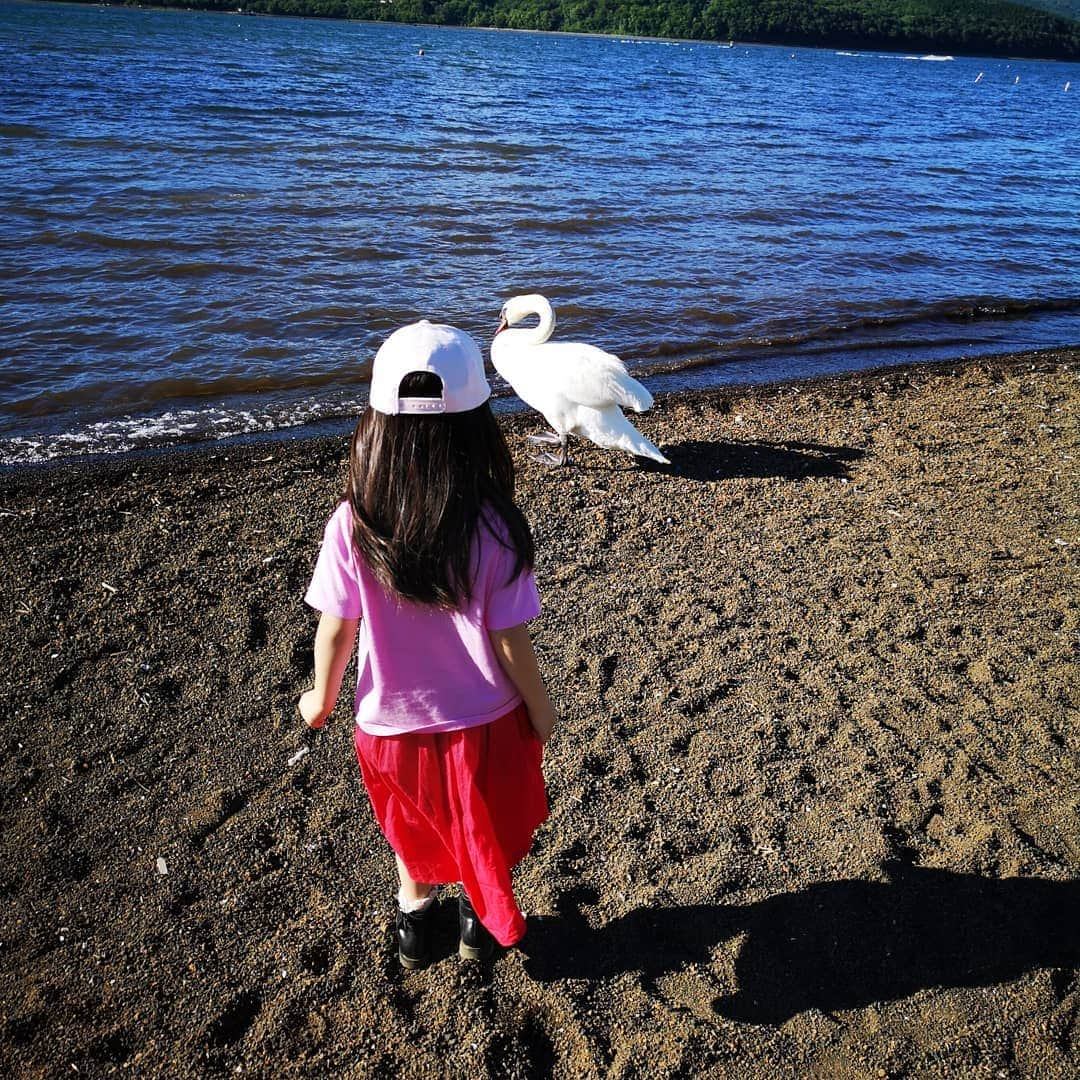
<box><xmin>93</xmin><ymin>0</ymin><xmax>1080</xmax><ymax>59</ymax></box>
<box><xmin>1011</xmin><ymin>0</ymin><xmax>1080</xmax><ymax>22</ymax></box>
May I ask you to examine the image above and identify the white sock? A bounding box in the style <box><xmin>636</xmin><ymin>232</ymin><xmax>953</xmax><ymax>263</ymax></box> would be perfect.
<box><xmin>397</xmin><ymin>886</ymin><xmax>437</xmax><ymax>913</ymax></box>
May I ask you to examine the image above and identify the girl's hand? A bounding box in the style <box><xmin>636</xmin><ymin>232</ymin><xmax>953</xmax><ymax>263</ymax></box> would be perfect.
<box><xmin>528</xmin><ymin>705</ymin><xmax>556</xmax><ymax>745</ymax></box>
<box><xmin>300</xmin><ymin>614</ymin><xmax>358</xmax><ymax>731</ymax></box>
<box><xmin>299</xmin><ymin>689</ymin><xmax>329</xmax><ymax>729</ymax></box>
<box><xmin>488</xmin><ymin>624</ymin><xmax>557</xmax><ymax>746</ymax></box>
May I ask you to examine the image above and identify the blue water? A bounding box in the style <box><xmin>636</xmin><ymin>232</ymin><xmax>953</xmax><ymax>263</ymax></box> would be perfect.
<box><xmin>1</xmin><ymin>1</ymin><xmax>1078</xmax><ymax>462</ymax></box>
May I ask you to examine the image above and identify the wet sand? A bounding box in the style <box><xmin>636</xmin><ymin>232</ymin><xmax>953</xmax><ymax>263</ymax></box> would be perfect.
<box><xmin>1</xmin><ymin>349</ymin><xmax>1078</xmax><ymax>1077</ymax></box>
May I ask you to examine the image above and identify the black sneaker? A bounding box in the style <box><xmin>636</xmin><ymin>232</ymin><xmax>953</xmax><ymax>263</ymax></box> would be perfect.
<box><xmin>458</xmin><ymin>893</ymin><xmax>495</xmax><ymax>961</ymax></box>
<box><xmin>396</xmin><ymin>902</ymin><xmax>434</xmax><ymax>970</ymax></box>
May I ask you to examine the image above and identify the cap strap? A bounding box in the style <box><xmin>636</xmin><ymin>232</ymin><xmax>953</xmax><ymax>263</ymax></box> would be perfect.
<box><xmin>397</xmin><ymin>397</ymin><xmax>447</xmax><ymax>415</ymax></box>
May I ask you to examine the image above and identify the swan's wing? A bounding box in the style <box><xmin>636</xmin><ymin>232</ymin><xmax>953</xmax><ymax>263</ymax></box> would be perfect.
<box><xmin>574</xmin><ymin>405</ymin><xmax>669</xmax><ymax>463</ymax></box>
<box><xmin>533</xmin><ymin>342</ymin><xmax>654</xmax><ymax>412</ymax></box>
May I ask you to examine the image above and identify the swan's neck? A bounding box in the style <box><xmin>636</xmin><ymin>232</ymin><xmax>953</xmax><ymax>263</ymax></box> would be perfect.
<box><xmin>528</xmin><ymin>300</ymin><xmax>556</xmax><ymax>345</ymax></box>
<box><xmin>503</xmin><ymin>297</ymin><xmax>554</xmax><ymax>346</ymax></box>
<box><xmin>492</xmin><ymin>296</ymin><xmax>556</xmax><ymax>366</ymax></box>
<box><xmin>501</xmin><ymin>324</ymin><xmax>548</xmax><ymax>349</ymax></box>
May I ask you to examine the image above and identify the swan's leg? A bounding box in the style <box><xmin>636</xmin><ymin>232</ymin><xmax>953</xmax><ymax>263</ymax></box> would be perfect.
<box><xmin>527</xmin><ymin>431</ymin><xmax>570</xmax><ymax>466</ymax></box>
<box><xmin>525</xmin><ymin>430</ymin><xmax>562</xmax><ymax>446</ymax></box>
<box><xmin>530</xmin><ymin>435</ymin><xmax>569</xmax><ymax>467</ymax></box>
<box><xmin>530</xmin><ymin>450</ymin><xmax>564</xmax><ymax>466</ymax></box>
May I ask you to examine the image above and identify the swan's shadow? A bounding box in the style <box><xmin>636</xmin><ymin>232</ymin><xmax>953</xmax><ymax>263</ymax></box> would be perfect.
<box><xmin>520</xmin><ymin>863</ymin><xmax>1080</xmax><ymax>1026</ymax></box>
<box><xmin>656</xmin><ymin>437</ymin><xmax>866</xmax><ymax>482</ymax></box>
<box><xmin>518</xmin><ymin>435</ymin><xmax>863</xmax><ymax>480</ymax></box>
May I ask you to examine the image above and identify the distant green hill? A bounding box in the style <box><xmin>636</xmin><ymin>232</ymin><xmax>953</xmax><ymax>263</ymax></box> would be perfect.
<box><xmin>77</xmin><ymin>0</ymin><xmax>1080</xmax><ymax>60</ymax></box>
<box><xmin>1012</xmin><ymin>0</ymin><xmax>1080</xmax><ymax>21</ymax></box>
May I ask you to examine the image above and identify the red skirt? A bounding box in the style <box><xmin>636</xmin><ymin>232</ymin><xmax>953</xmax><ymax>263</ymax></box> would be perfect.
<box><xmin>353</xmin><ymin>703</ymin><xmax>548</xmax><ymax>947</ymax></box>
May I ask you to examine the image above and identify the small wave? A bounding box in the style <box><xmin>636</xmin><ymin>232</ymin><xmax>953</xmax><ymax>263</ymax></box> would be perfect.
<box><xmin>0</xmin><ymin>123</ymin><xmax>48</xmax><ymax>139</ymax></box>
<box><xmin>62</xmin><ymin>135</ymin><xmax>135</xmax><ymax>151</ymax></box>
<box><xmin>36</xmin><ymin>229</ymin><xmax>208</xmax><ymax>255</ymax></box>
<box><xmin>164</xmin><ymin>189</ymin><xmax>239</xmax><ymax>208</ymax></box>
<box><xmin>2</xmin><ymin>366</ymin><xmax>372</xmax><ymax>419</ymax></box>
<box><xmin>781</xmin><ymin>334</ymin><xmax>986</xmax><ymax>359</ymax></box>
<box><xmin>405</xmin><ymin>204</ymin><xmax>476</xmax><ymax>219</ymax></box>
<box><xmin>158</xmin><ymin>260</ymin><xmax>261</xmax><ymax>280</ymax></box>
<box><xmin>921</xmin><ymin>55</ymin><xmax>954</xmax><ymax>62</ymax></box>
<box><xmin>238</xmin><ymin>344</ymin><xmax>297</xmax><ymax>362</ymax></box>
<box><xmin>261</xmin><ymin>202</ymin><xmax>355</xmax><ymax>220</ymax></box>
<box><xmin>332</xmin><ymin>245</ymin><xmax>407</xmax><ymax>262</ymax></box>
<box><xmin>737</xmin><ymin>296</ymin><xmax>1080</xmax><ymax>353</ymax></box>
<box><xmin>509</xmin><ymin>215</ymin><xmax>638</xmax><ymax>234</ymax></box>
<box><xmin>679</xmin><ymin>306</ymin><xmax>741</xmax><ymax>328</ymax></box>
<box><xmin>616</xmin><ymin>297</ymin><xmax>1078</xmax><ymax>381</ymax></box>
<box><xmin>467</xmin><ymin>141</ymin><xmax>563</xmax><ymax>159</ymax></box>
<box><xmin>452</xmin><ymin>160</ymin><xmax>522</xmax><ymax>174</ymax></box>
<box><xmin>730</xmin><ymin>208</ymin><xmax>800</xmax><ymax>226</ymax></box>
<box><xmin>286</xmin><ymin>303</ymin><xmax>366</xmax><ymax>323</ymax></box>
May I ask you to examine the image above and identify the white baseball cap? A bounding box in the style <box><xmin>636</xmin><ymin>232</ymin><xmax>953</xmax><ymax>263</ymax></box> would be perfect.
<box><xmin>368</xmin><ymin>320</ymin><xmax>491</xmax><ymax>416</ymax></box>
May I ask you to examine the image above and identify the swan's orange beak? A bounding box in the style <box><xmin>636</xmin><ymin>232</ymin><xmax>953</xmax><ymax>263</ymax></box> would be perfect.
<box><xmin>494</xmin><ymin>315</ymin><xmax>507</xmax><ymax>336</ymax></box>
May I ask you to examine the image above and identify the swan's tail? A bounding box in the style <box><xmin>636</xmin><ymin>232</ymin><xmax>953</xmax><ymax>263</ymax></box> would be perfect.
<box><xmin>579</xmin><ymin>406</ymin><xmax>670</xmax><ymax>464</ymax></box>
<box><xmin>610</xmin><ymin>369</ymin><xmax>654</xmax><ymax>414</ymax></box>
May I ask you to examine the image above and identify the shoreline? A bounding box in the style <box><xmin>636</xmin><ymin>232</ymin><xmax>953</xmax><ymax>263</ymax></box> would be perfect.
<box><xmin>2</xmin><ymin>346</ymin><xmax>1078</xmax><ymax>1074</ymax></box>
<box><xmin>3</xmin><ymin>344</ymin><xmax>1077</xmax><ymax>480</ymax></box>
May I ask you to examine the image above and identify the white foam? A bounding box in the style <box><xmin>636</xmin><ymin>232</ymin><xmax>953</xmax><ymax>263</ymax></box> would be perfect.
<box><xmin>0</xmin><ymin>395</ymin><xmax>368</xmax><ymax>465</ymax></box>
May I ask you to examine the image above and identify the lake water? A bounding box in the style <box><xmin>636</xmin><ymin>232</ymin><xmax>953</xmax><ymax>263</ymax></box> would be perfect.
<box><xmin>2</xmin><ymin>1</ymin><xmax>1078</xmax><ymax>463</ymax></box>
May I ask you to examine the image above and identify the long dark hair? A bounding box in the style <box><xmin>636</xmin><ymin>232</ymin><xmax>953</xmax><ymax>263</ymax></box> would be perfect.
<box><xmin>346</xmin><ymin>372</ymin><xmax>534</xmax><ymax>608</ymax></box>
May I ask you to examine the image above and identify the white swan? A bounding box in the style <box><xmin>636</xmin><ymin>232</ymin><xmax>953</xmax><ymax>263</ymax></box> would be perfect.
<box><xmin>491</xmin><ymin>294</ymin><xmax>669</xmax><ymax>466</ymax></box>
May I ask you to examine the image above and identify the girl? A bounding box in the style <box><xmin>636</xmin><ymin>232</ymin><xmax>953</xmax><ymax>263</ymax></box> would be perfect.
<box><xmin>299</xmin><ymin>320</ymin><xmax>555</xmax><ymax>969</ymax></box>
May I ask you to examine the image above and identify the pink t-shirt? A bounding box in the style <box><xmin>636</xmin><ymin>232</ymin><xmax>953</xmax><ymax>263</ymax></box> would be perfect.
<box><xmin>304</xmin><ymin>501</ymin><xmax>541</xmax><ymax>736</ymax></box>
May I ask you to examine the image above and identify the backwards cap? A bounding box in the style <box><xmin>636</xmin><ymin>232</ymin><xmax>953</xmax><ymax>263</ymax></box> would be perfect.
<box><xmin>368</xmin><ymin>320</ymin><xmax>490</xmax><ymax>416</ymax></box>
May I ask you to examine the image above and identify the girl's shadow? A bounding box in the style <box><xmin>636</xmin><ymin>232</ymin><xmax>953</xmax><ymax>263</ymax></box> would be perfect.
<box><xmin>650</xmin><ymin>438</ymin><xmax>865</xmax><ymax>483</ymax></box>
<box><xmin>520</xmin><ymin>863</ymin><xmax>1080</xmax><ymax>1025</ymax></box>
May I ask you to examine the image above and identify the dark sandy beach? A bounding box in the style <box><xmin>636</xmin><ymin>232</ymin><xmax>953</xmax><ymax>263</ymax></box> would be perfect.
<box><xmin>1</xmin><ymin>349</ymin><xmax>1078</xmax><ymax>1078</ymax></box>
